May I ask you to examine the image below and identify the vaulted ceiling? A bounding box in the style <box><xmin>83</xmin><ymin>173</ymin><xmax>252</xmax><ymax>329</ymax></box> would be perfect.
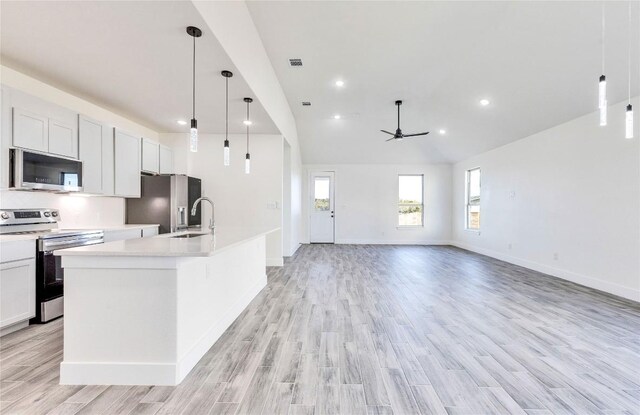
<box><xmin>1</xmin><ymin>1</ymin><xmax>638</xmax><ymax>164</ymax></box>
<box><xmin>247</xmin><ymin>1</ymin><xmax>639</xmax><ymax>163</ymax></box>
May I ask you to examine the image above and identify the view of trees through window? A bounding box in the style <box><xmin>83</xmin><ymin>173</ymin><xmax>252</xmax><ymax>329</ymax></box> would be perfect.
<box><xmin>466</xmin><ymin>168</ymin><xmax>481</xmax><ymax>229</ymax></box>
<box><xmin>398</xmin><ymin>175</ymin><xmax>423</xmax><ymax>226</ymax></box>
<box><xmin>314</xmin><ymin>177</ymin><xmax>330</xmax><ymax>211</ymax></box>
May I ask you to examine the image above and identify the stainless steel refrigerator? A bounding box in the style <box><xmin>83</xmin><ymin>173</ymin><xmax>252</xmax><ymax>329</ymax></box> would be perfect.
<box><xmin>126</xmin><ymin>175</ymin><xmax>202</xmax><ymax>234</ymax></box>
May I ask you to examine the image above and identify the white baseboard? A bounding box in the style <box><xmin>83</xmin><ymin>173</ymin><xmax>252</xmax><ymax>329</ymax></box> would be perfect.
<box><xmin>60</xmin><ymin>361</ymin><xmax>177</xmax><ymax>386</ymax></box>
<box><xmin>267</xmin><ymin>257</ymin><xmax>284</xmax><ymax>266</ymax></box>
<box><xmin>451</xmin><ymin>241</ymin><xmax>640</xmax><ymax>302</ymax></box>
<box><xmin>335</xmin><ymin>239</ymin><xmax>451</xmax><ymax>245</ymax></box>
<box><xmin>284</xmin><ymin>243</ymin><xmax>301</xmax><ymax>257</ymax></box>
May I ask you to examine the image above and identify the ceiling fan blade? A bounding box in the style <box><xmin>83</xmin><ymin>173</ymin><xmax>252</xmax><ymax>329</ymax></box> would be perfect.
<box><xmin>380</xmin><ymin>130</ymin><xmax>395</xmax><ymax>136</ymax></box>
<box><xmin>402</xmin><ymin>132</ymin><xmax>430</xmax><ymax>137</ymax></box>
<box><xmin>385</xmin><ymin>137</ymin><xmax>396</xmax><ymax>142</ymax></box>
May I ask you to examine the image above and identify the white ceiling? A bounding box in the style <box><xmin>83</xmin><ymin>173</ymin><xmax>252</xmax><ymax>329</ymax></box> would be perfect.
<box><xmin>0</xmin><ymin>1</ymin><xmax>280</xmax><ymax>135</ymax></box>
<box><xmin>247</xmin><ymin>1</ymin><xmax>640</xmax><ymax>164</ymax></box>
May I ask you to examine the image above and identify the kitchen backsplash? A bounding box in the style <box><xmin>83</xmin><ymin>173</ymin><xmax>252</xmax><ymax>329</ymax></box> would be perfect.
<box><xmin>0</xmin><ymin>190</ymin><xmax>125</xmax><ymax>228</ymax></box>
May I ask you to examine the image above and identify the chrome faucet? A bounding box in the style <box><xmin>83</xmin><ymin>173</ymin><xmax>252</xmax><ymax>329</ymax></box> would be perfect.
<box><xmin>191</xmin><ymin>197</ymin><xmax>215</xmax><ymax>234</ymax></box>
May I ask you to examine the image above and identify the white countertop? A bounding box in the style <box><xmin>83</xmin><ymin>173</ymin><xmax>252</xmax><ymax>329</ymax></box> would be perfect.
<box><xmin>55</xmin><ymin>227</ymin><xmax>279</xmax><ymax>257</ymax></box>
<box><xmin>0</xmin><ymin>224</ymin><xmax>159</xmax><ymax>243</ymax></box>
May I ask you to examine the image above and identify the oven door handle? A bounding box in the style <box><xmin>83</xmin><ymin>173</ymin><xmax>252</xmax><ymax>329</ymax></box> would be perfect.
<box><xmin>44</xmin><ymin>238</ymin><xmax>104</xmax><ymax>252</ymax></box>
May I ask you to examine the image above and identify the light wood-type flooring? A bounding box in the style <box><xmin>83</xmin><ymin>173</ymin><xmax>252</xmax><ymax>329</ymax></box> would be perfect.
<box><xmin>1</xmin><ymin>244</ymin><xmax>639</xmax><ymax>414</ymax></box>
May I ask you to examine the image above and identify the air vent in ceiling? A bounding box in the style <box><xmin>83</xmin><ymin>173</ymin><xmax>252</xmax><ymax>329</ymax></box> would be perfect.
<box><xmin>289</xmin><ymin>58</ymin><xmax>303</xmax><ymax>67</ymax></box>
<box><xmin>302</xmin><ymin>101</ymin><xmax>311</xmax><ymax>106</ymax></box>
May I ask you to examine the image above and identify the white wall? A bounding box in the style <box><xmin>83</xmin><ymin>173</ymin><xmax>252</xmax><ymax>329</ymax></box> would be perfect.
<box><xmin>302</xmin><ymin>164</ymin><xmax>452</xmax><ymax>244</ymax></box>
<box><xmin>452</xmin><ymin>97</ymin><xmax>640</xmax><ymax>301</ymax></box>
<box><xmin>0</xmin><ymin>66</ymin><xmax>159</xmax><ymax>227</ymax></box>
<box><xmin>160</xmin><ymin>133</ymin><xmax>284</xmax><ymax>265</ymax></box>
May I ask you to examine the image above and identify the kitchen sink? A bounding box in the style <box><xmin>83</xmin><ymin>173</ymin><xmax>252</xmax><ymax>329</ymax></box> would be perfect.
<box><xmin>170</xmin><ymin>233</ymin><xmax>207</xmax><ymax>239</ymax></box>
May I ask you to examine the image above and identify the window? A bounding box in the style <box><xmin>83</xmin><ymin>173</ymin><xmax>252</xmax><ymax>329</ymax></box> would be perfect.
<box><xmin>466</xmin><ymin>168</ymin><xmax>481</xmax><ymax>230</ymax></box>
<box><xmin>398</xmin><ymin>175</ymin><xmax>423</xmax><ymax>227</ymax></box>
<box><xmin>314</xmin><ymin>177</ymin><xmax>330</xmax><ymax>211</ymax></box>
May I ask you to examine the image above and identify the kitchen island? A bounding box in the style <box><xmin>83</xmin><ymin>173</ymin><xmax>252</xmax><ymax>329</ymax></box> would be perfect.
<box><xmin>56</xmin><ymin>227</ymin><xmax>278</xmax><ymax>386</ymax></box>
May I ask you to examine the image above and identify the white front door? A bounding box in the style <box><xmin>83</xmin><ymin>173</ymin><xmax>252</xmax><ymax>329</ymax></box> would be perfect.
<box><xmin>310</xmin><ymin>171</ymin><xmax>335</xmax><ymax>243</ymax></box>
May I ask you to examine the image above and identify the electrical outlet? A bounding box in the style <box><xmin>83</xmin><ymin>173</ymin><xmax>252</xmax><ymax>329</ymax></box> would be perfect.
<box><xmin>509</xmin><ymin>191</ymin><xmax>516</xmax><ymax>199</ymax></box>
<box><xmin>508</xmin><ymin>243</ymin><xmax>512</xmax><ymax>250</ymax></box>
<box><xmin>553</xmin><ymin>252</ymin><xmax>559</xmax><ymax>261</ymax></box>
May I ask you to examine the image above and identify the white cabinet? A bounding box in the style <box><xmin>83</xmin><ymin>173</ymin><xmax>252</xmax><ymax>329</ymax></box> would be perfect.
<box><xmin>0</xmin><ymin>240</ymin><xmax>36</xmax><ymax>336</ymax></box>
<box><xmin>48</xmin><ymin>118</ymin><xmax>77</xmax><ymax>158</ymax></box>
<box><xmin>12</xmin><ymin>107</ymin><xmax>48</xmax><ymax>152</ymax></box>
<box><xmin>114</xmin><ymin>129</ymin><xmax>141</xmax><ymax>197</ymax></box>
<box><xmin>159</xmin><ymin>145</ymin><xmax>173</xmax><ymax>174</ymax></box>
<box><xmin>102</xmin><ymin>127</ymin><xmax>115</xmax><ymax>196</ymax></box>
<box><xmin>142</xmin><ymin>227</ymin><xmax>159</xmax><ymax>238</ymax></box>
<box><xmin>79</xmin><ymin>115</ymin><xmax>104</xmax><ymax>194</ymax></box>
<box><xmin>141</xmin><ymin>138</ymin><xmax>159</xmax><ymax>174</ymax></box>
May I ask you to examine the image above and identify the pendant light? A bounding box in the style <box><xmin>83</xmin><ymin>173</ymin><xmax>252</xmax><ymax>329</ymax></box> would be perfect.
<box><xmin>186</xmin><ymin>26</ymin><xmax>202</xmax><ymax>152</ymax></box>
<box><xmin>244</xmin><ymin>97</ymin><xmax>253</xmax><ymax>174</ymax></box>
<box><xmin>599</xmin><ymin>3</ymin><xmax>607</xmax><ymax>126</ymax></box>
<box><xmin>625</xmin><ymin>1</ymin><xmax>634</xmax><ymax>139</ymax></box>
<box><xmin>222</xmin><ymin>70</ymin><xmax>233</xmax><ymax>165</ymax></box>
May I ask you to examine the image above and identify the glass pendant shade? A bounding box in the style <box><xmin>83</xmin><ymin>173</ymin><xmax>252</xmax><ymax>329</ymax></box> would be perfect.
<box><xmin>598</xmin><ymin>76</ymin><xmax>607</xmax><ymax>126</ymax></box>
<box><xmin>626</xmin><ymin>104</ymin><xmax>634</xmax><ymax>139</ymax></box>
<box><xmin>599</xmin><ymin>102</ymin><xmax>607</xmax><ymax>126</ymax></box>
<box><xmin>245</xmin><ymin>154</ymin><xmax>251</xmax><ymax>174</ymax></box>
<box><xmin>598</xmin><ymin>75</ymin><xmax>607</xmax><ymax>109</ymax></box>
<box><xmin>224</xmin><ymin>139</ymin><xmax>230</xmax><ymax>166</ymax></box>
<box><xmin>190</xmin><ymin>119</ymin><xmax>198</xmax><ymax>152</ymax></box>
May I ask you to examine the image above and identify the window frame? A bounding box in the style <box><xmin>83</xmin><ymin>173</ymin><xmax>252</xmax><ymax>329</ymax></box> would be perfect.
<box><xmin>465</xmin><ymin>167</ymin><xmax>481</xmax><ymax>231</ymax></box>
<box><xmin>397</xmin><ymin>174</ymin><xmax>424</xmax><ymax>228</ymax></box>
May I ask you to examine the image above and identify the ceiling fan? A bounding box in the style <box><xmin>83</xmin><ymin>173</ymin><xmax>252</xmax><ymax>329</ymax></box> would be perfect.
<box><xmin>381</xmin><ymin>100</ymin><xmax>429</xmax><ymax>141</ymax></box>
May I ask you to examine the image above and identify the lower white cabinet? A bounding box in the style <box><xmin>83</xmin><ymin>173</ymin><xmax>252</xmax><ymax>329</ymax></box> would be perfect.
<box><xmin>114</xmin><ymin>129</ymin><xmax>141</xmax><ymax>197</ymax></box>
<box><xmin>0</xmin><ymin>240</ymin><xmax>36</xmax><ymax>336</ymax></box>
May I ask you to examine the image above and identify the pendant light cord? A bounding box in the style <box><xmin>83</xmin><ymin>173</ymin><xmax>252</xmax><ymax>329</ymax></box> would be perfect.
<box><xmin>192</xmin><ymin>35</ymin><xmax>196</xmax><ymax>119</ymax></box>
<box><xmin>601</xmin><ymin>2</ymin><xmax>605</xmax><ymax>74</ymax></box>
<box><xmin>628</xmin><ymin>0</ymin><xmax>632</xmax><ymax>103</ymax></box>
<box><xmin>225</xmin><ymin>78</ymin><xmax>229</xmax><ymax>139</ymax></box>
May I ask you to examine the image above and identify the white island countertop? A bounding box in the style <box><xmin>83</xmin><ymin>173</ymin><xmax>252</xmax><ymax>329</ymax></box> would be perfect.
<box><xmin>0</xmin><ymin>223</ymin><xmax>159</xmax><ymax>242</ymax></box>
<box><xmin>56</xmin><ymin>227</ymin><xmax>279</xmax><ymax>257</ymax></box>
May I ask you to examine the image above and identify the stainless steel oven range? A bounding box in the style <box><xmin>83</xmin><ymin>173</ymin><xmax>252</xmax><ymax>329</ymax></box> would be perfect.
<box><xmin>0</xmin><ymin>209</ymin><xmax>104</xmax><ymax>323</ymax></box>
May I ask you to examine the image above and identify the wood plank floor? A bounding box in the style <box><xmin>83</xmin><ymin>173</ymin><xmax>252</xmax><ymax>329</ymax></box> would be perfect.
<box><xmin>1</xmin><ymin>244</ymin><xmax>639</xmax><ymax>414</ymax></box>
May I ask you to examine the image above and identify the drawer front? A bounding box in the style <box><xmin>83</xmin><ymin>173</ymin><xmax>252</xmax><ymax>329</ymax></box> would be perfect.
<box><xmin>103</xmin><ymin>228</ymin><xmax>142</xmax><ymax>243</ymax></box>
<box><xmin>0</xmin><ymin>240</ymin><xmax>36</xmax><ymax>263</ymax></box>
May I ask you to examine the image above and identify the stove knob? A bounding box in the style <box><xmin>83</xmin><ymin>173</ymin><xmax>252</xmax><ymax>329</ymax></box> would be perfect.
<box><xmin>43</xmin><ymin>212</ymin><xmax>51</xmax><ymax>217</ymax></box>
<box><xmin>0</xmin><ymin>212</ymin><xmax>9</xmax><ymax>220</ymax></box>
<box><xmin>51</xmin><ymin>211</ymin><xmax>59</xmax><ymax>217</ymax></box>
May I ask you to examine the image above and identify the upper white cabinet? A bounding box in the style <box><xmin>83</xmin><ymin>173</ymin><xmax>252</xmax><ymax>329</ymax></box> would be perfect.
<box><xmin>12</xmin><ymin>107</ymin><xmax>48</xmax><ymax>153</ymax></box>
<box><xmin>78</xmin><ymin>115</ymin><xmax>104</xmax><ymax>194</ymax></box>
<box><xmin>114</xmin><ymin>129</ymin><xmax>141</xmax><ymax>197</ymax></box>
<box><xmin>159</xmin><ymin>145</ymin><xmax>173</xmax><ymax>174</ymax></box>
<box><xmin>10</xmin><ymin>89</ymin><xmax>78</xmax><ymax>159</ymax></box>
<box><xmin>102</xmin><ymin>127</ymin><xmax>115</xmax><ymax>196</ymax></box>
<box><xmin>141</xmin><ymin>138</ymin><xmax>159</xmax><ymax>174</ymax></box>
<box><xmin>48</xmin><ymin>118</ymin><xmax>77</xmax><ymax>158</ymax></box>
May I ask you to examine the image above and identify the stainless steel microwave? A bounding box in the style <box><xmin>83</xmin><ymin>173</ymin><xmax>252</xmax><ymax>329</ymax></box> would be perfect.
<box><xmin>9</xmin><ymin>149</ymin><xmax>83</xmax><ymax>192</ymax></box>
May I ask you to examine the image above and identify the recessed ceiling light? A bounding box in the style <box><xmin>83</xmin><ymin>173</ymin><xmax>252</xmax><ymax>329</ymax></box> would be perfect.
<box><xmin>438</xmin><ymin>129</ymin><xmax>446</xmax><ymax>135</ymax></box>
<box><xmin>479</xmin><ymin>99</ymin><xmax>490</xmax><ymax>106</ymax></box>
<box><xmin>243</xmin><ymin>120</ymin><xmax>253</xmax><ymax>126</ymax></box>
<box><xmin>335</xmin><ymin>80</ymin><xmax>345</xmax><ymax>87</ymax></box>
<box><xmin>177</xmin><ymin>120</ymin><xmax>188</xmax><ymax>125</ymax></box>
<box><xmin>333</xmin><ymin>114</ymin><xmax>341</xmax><ymax>119</ymax></box>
